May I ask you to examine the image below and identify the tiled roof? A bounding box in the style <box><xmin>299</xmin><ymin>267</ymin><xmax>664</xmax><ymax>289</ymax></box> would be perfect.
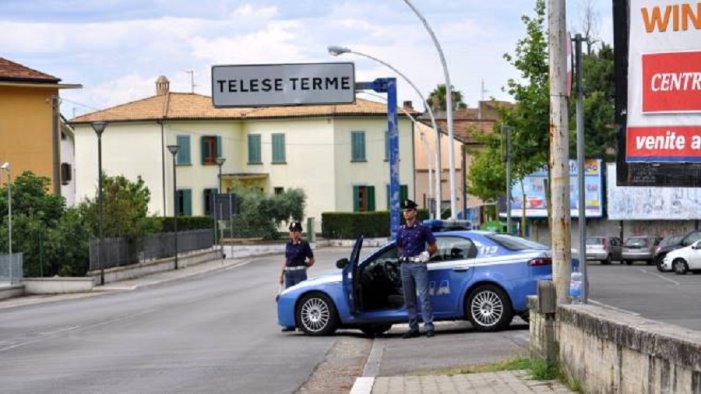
<box><xmin>0</xmin><ymin>57</ymin><xmax>60</xmax><ymax>83</ymax></box>
<box><xmin>71</xmin><ymin>92</ymin><xmax>412</xmax><ymax>124</ymax></box>
<box><xmin>419</xmin><ymin>100</ymin><xmax>513</xmax><ymax>143</ymax></box>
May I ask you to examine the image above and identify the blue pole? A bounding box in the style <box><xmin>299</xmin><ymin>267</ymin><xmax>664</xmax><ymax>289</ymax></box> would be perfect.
<box><xmin>386</xmin><ymin>78</ymin><xmax>400</xmax><ymax>240</ymax></box>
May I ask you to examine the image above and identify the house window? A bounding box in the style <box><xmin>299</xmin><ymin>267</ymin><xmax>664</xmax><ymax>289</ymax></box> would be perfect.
<box><xmin>60</xmin><ymin>163</ymin><xmax>72</xmax><ymax>185</ymax></box>
<box><xmin>384</xmin><ymin>130</ymin><xmax>389</xmax><ymax>161</ymax></box>
<box><xmin>248</xmin><ymin>134</ymin><xmax>262</xmax><ymax>164</ymax></box>
<box><xmin>386</xmin><ymin>184</ymin><xmax>409</xmax><ymax>209</ymax></box>
<box><xmin>353</xmin><ymin>185</ymin><xmax>375</xmax><ymax>212</ymax></box>
<box><xmin>175</xmin><ymin>189</ymin><xmax>192</xmax><ymax>216</ymax></box>
<box><xmin>176</xmin><ymin>135</ymin><xmax>191</xmax><ymax>165</ymax></box>
<box><xmin>272</xmin><ymin>133</ymin><xmax>286</xmax><ymax>163</ymax></box>
<box><xmin>203</xmin><ymin>188</ymin><xmax>218</xmax><ymax>216</ymax></box>
<box><xmin>274</xmin><ymin>187</ymin><xmax>284</xmax><ymax>195</ymax></box>
<box><xmin>351</xmin><ymin>131</ymin><xmax>366</xmax><ymax>162</ymax></box>
<box><xmin>201</xmin><ymin>135</ymin><xmax>221</xmax><ymax>165</ymax></box>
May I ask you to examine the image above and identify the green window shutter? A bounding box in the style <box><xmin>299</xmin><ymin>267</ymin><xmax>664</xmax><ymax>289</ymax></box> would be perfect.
<box><xmin>400</xmin><ymin>184</ymin><xmax>408</xmax><ymax>202</ymax></box>
<box><xmin>353</xmin><ymin>186</ymin><xmax>360</xmax><ymax>212</ymax></box>
<box><xmin>272</xmin><ymin>133</ymin><xmax>285</xmax><ymax>163</ymax></box>
<box><xmin>351</xmin><ymin>131</ymin><xmax>366</xmax><ymax>161</ymax></box>
<box><xmin>204</xmin><ymin>188</ymin><xmax>218</xmax><ymax>216</ymax></box>
<box><xmin>386</xmin><ymin>185</ymin><xmax>390</xmax><ymax>210</ymax></box>
<box><xmin>183</xmin><ymin>189</ymin><xmax>192</xmax><ymax>216</ymax></box>
<box><xmin>176</xmin><ymin>135</ymin><xmax>190</xmax><ymax>164</ymax></box>
<box><xmin>368</xmin><ymin>186</ymin><xmax>375</xmax><ymax>211</ymax></box>
<box><xmin>248</xmin><ymin>134</ymin><xmax>261</xmax><ymax>163</ymax></box>
<box><xmin>384</xmin><ymin>130</ymin><xmax>389</xmax><ymax>160</ymax></box>
<box><xmin>216</xmin><ymin>136</ymin><xmax>222</xmax><ymax>159</ymax></box>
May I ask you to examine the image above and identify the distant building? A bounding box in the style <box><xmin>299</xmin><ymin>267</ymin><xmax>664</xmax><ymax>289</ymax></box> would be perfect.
<box><xmin>0</xmin><ymin>57</ymin><xmax>81</xmax><ymax>200</ymax></box>
<box><xmin>70</xmin><ymin>77</ymin><xmax>417</xmax><ymax>227</ymax></box>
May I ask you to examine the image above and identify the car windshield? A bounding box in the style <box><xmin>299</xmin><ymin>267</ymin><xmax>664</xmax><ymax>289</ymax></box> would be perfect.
<box><xmin>624</xmin><ymin>237</ymin><xmax>648</xmax><ymax>247</ymax></box>
<box><xmin>586</xmin><ymin>237</ymin><xmax>604</xmax><ymax>245</ymax></box>
<box><xmin>485</xmin><ymin>234</ymin><xmax>548</xmax><ymax>251</ymax></box>
<box><xmin>660</xmin><ymin>235</ymin><xmax>682</xmax><ymax>247</ymax></box>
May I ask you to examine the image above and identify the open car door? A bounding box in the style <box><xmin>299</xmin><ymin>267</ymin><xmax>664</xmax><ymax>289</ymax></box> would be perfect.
<box><xmin>342</xmin><ymin>235</ymin><xmax>364</xmax><ymax>314</ymax></box>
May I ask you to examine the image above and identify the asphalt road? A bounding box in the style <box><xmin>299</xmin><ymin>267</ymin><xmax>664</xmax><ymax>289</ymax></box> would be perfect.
<box><xmin>586</xmin><ymin>261</ymin><xmax>701</xmax><ymax>330</ymax></box>
<box><xmin>0</xmin><ymin>248</ymin><xmax>352</xmax><ymax>394</ymax></box>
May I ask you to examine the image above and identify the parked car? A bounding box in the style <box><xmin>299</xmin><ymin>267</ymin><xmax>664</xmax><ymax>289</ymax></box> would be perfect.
<box><xmin>621</xmin><ymin>236</ymin><xmax>662</xmax><ymax>265</ymax></box>
<box><xmin>585</xmin><ymin>236</ymin><xmax>622</xmax><ymax>264</ymax></box>
<box><xmin>653</xmin><ymin>230</ymin><xmax>701</xmax><ymax>271</ymax></box>
<box><xmin>277</xmin><ymin>231</ymin><xmax>579</xmax><ymax>336</ymax></box>
<box><xmin>661</xmin><ymin>239</ymin><xmax>701</xmax><ymax>274</ymax></box>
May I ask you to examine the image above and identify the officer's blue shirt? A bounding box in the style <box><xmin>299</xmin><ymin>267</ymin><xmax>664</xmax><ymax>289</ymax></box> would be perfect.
<box><xmin>396</xmin><ymin>221</ymin><xmax>436</xmax><ymax>257</ymax></box>
<box><xmin>285</xmin><ymin>240</ymin><xmax>313</xmax><ymax>267</ymax></box>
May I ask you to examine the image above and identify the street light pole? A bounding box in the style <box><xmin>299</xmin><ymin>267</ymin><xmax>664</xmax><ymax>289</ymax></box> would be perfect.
<box><xmin>91</xmin><ymin>121</ymin><xmax>107</xmax><ymax>285</ymax></box>
<box><xmin>167</xmin><ymin>145</ymin><xmax>180</xmax><ymax>270</ymax></box>
<box><xmin>1</xmin><ymin>163</ymin><xmax>11</xmax><ymax>284</ymax></box>
<box><xmin>215</xmin><ymin>157</ymin><xmax>226</xmax><ymax>258</ymax></box>
<box><xmin>328</xmin><ymin>45</ymin><xmax>441</xmax><ymax>219</ymax></box>
<box><xmin>216</xmin><ymin>157</ymin><xmax>226</xmax><ymax>193</ymax></box>
<box><xmin>501</xmin><ymin>125</ymin><xmax>513</xmax><ymax>233</ymax></box>
<box><xmin>402</xmin><ymin>0</ymin><xmax>458</xmax><ymax>219</ymax></box>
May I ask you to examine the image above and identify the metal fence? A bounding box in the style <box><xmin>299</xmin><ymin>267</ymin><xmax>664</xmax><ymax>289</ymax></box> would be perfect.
<box><xmin>0</xmin><ymin>253</ymin><xmax>24</xmax><ymax>284</ymax></box>
<box><xmin>89</xmin><ymin>230</ymin><xmax>214</xmax><ymax>271</ymax></box>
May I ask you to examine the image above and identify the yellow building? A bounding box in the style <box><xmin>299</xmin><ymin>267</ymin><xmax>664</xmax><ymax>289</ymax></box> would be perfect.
<box><xmin>0</xmin><ymin>57</ymin><xmax>80</xmax><ymax>193</ymax></box>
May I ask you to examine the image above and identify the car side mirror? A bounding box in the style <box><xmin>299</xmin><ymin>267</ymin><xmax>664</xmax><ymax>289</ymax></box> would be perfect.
<box><xmin>336</xmin><ymin>258</ymin><xmax>349</xmax><ymax>269</ymax></box>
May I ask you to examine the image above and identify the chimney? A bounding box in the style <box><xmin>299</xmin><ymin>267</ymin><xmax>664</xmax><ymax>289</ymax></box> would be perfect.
<box><xmin>403</xmin><ymin>100</ymin><xmax>413</xmax><ymax>110</ymax></box>
<box><xmin>156</xmin><ymin>75</ymin><xmax>170</xmax><ymax>96</ymax></box>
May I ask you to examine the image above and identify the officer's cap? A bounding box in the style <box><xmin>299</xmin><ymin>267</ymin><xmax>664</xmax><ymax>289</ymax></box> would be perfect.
<box><xmin>289</xmin><ymin>221</ymin><xmax>303</xmax><ymax>232</ymax></box>
<box><xmin>402</xmin><ymin>199</ymin><xmax>418</xmax><ymax>210</ymax></box>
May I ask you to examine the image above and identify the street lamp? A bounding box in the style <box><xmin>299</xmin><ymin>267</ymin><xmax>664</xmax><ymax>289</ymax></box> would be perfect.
<box><xmin>91</xmin><ymin>121</ymin><xmax>107</xmax><ymax>285</ymax></box>
<box><xmin>167</xmin><ymin>144</ymin><xmax>179</xmax><ymax>270</ymax></box>
<box><xmin>401</xmin><ymin>0</ymin><xmax>458</xmax><ymax>219</ymax></box>
<box><xmin>1</xmin><ymin>162</ymin><xmax>12</xmax><ymax>284</ymax></box>
<box><xmin>501</xmin><ymin>125</ymin><xmax>513</xmax><ymax>234</ymax></box>
<box><xmin>328</xmin><ymin>45</ymin><xmax>441</xmax><ymax>219</ymax></box>
<box><xmin>216</xmin><ymin>157</ymin><xmax>226</xmax><ymax>193</ymax></box>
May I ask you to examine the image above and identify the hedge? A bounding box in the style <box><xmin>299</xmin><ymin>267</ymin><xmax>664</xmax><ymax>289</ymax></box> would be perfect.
<box><xmin>148</xmin><ymin>216</ymin><xmax>215</xmax><ymax>233</ymax></box>
<box><xmin>321</xmin><ymin>209</ymin><xmax>429</xmax><ymax>239</ymax></box>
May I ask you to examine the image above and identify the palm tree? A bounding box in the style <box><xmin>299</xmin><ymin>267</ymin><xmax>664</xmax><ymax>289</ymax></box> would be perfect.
<box><xmin>426</xmin><ymin>84</ymin><xmax>468</xmax><ymax>111</ymax></box>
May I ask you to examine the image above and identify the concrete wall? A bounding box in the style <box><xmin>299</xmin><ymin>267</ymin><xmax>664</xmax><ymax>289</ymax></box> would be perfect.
<box><xmin>530</xmin><ymin>299</ymin><xmax>701</xmax><ymax>393</ymax></box>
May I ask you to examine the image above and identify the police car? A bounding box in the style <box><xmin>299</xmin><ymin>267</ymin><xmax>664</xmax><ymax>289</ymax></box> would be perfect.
<box><xmin>277</xmin><ymin>230</ymin><xmax>576</xmax><ymax>336</ymax></box>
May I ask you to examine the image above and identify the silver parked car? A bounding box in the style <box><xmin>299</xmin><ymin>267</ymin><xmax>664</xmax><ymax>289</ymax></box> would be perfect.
<box><xmin>586</xmin><ymin>236</ymin><xmax>622</xmax><ymax>264</ymax></box>
<box><xmin>621</xmin><ymin>236</ymin><xmax>661</xmax><ymax>265</ymax></box>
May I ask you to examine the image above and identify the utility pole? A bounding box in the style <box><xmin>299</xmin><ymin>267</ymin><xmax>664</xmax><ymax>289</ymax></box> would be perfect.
<box><xmin>548</xmin><ymin>0</ymin><xmax>572</xmax><ymax>304</ymax></box>
<box><xmin>185</xmin><ymin>70</ymin><xmax>196</xmax><ymax>93</ymax></box>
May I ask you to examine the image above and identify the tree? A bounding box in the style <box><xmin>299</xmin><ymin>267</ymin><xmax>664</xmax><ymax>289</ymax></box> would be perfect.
<box><xmin>78</xmin><ymin>174</ymin><xmax>157</xmax><ymax>240</ymax></box>
<box><xmin>229</xmin><ymin>186</ymin><xmax>307</xmax><ymax>240</ymax></box>
<box><xmin>426</xmin><ymin>84</ymin><xmax>468</xmax><ymax>111</ymax></box>
<box><xmin>0</xmin><ymin>172</ymin><xmax>91</xmax><ymax>277</ymax></box>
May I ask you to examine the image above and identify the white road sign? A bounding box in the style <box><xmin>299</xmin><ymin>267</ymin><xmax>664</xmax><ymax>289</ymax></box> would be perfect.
<box><xmin>211</xmin><ymin>62</ymin><xmax>355</xmax><ymax>107</ymax></box>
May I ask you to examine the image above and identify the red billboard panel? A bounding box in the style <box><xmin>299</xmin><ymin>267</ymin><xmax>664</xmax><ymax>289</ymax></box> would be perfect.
<box><xmin>627</xmin><ymin>125</ymin><xmax>701</xmax><ymax>162</ymax></box>
<box><xmin>642</xmin><ymin>51</ymin><xmax>701</xmax><ymax>113</ymax></box>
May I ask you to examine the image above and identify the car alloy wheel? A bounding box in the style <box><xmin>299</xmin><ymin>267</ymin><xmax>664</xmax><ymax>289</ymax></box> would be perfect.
<box><xmin>466</xmin><ymin>284</ymin><xmax>512</xmax><ymax>332</ymax></box>
<box><xmin>297</xmin><ymin>293</ymin><xmax>338</xmax><ymax>336</ymax></box>
<box><xmin>360</xmin><ymin>324</ymin><xmax>392</xmax><ymax>337</ymax></box>
<box><xmin>673</xmin><ymin>259</ymin><xmax>688</xmax><ymax>275</ymax></box>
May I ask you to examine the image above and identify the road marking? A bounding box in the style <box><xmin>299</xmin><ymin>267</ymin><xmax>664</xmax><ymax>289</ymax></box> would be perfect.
<box><xmin>638</xmin><ymin>268</ymin><xmax>680</xmax><ymax>285</ymax></box>
<box><xmin>588</xmin><ymin>299</ymin><xmax>640</xmax><ymax>316</ymax></box>
<box><xmin>350</xmin><ymin>336</ymin><xmax>384</xmax><ymax>394</ymax></box>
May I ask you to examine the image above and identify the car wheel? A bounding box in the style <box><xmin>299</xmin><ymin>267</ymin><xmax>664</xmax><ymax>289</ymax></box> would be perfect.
<box><xmin>602</xmin><ymin>255</ymin><xmax>612</xmax><ymax>265</ymax></box>
<box><xmin>360</xmin><ymin>324</ymin><xmax>392</xmax><ymax>337</ymax></box>
<box><xmin>465</xmin><ymin>284</ymin><xmax>513</xmax><ymax>332</ymax></box>
<box><xmin>655</xmin><ymin>255</ymin><xmax>666</xmax><ymax>272</ymax></box>
<box><xmin>296</xmin><ymin>293</ymin><xmax>338</xmax><ymax>336</ymax></box>
<box><xmin>624</xmin><ymin>260</ymin><xmax>633</xmax><ymax>265</ymax></box>
<box><xmin>673</xmin><ymin>259</ymin><xmax>689</xmax><ymax>275</ymax></box>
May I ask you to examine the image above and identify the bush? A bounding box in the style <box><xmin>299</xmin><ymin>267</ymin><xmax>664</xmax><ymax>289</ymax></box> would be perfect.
<box><xmin>152</xmin><ymin>216</ymin><xmax>214</xmax><ymax>232</ymax></box>
<box><xmin>321</xmin><ymin>209</ymin><xmax>429</xmax><ymax>239</ymax></box>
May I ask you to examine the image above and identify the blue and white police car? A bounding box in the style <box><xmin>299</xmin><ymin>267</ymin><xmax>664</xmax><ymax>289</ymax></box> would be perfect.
<box><xmin>277</xmin><ymin>230</ymin><xmax>573</xmax><ymax>336</ymax></box>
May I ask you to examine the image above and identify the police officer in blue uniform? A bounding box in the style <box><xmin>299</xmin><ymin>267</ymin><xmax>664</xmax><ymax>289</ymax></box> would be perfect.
<box><xmin>396</xmin><ymin>199</ymin><xmax>438</xmax><ymax>338</ymax></box>
<box><xmin>279</xmin><ymin>221</ymin><xmax>315</xmax><ymax>289</ymax></box>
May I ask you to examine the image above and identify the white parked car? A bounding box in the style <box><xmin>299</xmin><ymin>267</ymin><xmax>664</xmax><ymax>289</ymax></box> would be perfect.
<box><xmin>661</xmin><ymin>240</ymin><xmax>701</xmax><ymax>274</ymax></box>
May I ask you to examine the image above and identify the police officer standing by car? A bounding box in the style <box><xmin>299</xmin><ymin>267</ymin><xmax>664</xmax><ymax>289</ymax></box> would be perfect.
<box><xmin>397</xmin><ymin>199</ymin><xmax>438</xmax><ymax>338</ymax></box>
<box><xmin>279</xmin><ymin>221</ymin><xmax>315</xmax><ymax>332</ymax></box>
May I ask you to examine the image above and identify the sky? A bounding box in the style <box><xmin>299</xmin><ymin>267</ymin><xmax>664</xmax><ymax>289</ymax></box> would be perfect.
<box><xmin>0</xmin><ymin>0</ymin><xmax>613</xmax><ymax>119</ymax></box>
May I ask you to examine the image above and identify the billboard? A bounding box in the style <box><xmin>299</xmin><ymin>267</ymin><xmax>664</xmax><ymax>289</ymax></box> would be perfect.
<box><xmin>607</xmin><ymin>163</ymin><xmax>701</xmax><ymax>219</ymax></box>
<box><xmin>507</xmin><ymin>159</ymin><xmax>603</xmax><ymax>218</ymax></box>
<box><xmin>615</xmin><ymin>0</ymin><xmax>701</xmax><ymax>186</ymax></box>
<box><xmin>211</xmin><ymin>62</ymin><xmax>355</xmax><ymax>107</ymax></box>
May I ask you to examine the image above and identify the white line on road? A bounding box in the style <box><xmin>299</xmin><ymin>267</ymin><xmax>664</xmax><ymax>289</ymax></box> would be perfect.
<box><xmin>588</xmin><ymin>299</ymin><xmax>640</xmax><ymax>316</ymax></box>
<box><xmin>638</xmin><ymin>268</ymin><xmax>680</xmax><ymax>285</ymax></box>
<box><xmin>350</xmin><ymin>337</ymin><xmax>384</xmax><ymax>394</ymax></box>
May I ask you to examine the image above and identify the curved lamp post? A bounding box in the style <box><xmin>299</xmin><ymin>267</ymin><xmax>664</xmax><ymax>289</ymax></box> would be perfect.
<box><xmin>167</xmin><ymin>145</ymin><xmax>180</xmax><ymax>270</ymax></box>
<box><xmin>215</xmin><ymin>157</ymin><xmax>226</xmax><ymax>257</ymax></box>
<box><xmin>91</xmin><ymin>121</ymin><xmax>107</xmax><ymax>285</ymax></box>
<box><xmin>1</xmin><ymin>162</ymin><xmax>11</xmax><ymax>284</ymax></box>
<box><xmin>401</xmin><ymin>0</ymin><xmax>458</xmax><ymax>219</ymax></box>
<box><xmin>328</xmin><ymin>45</ymin><xmax>441</xmax><ymax>219</ymax></box>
